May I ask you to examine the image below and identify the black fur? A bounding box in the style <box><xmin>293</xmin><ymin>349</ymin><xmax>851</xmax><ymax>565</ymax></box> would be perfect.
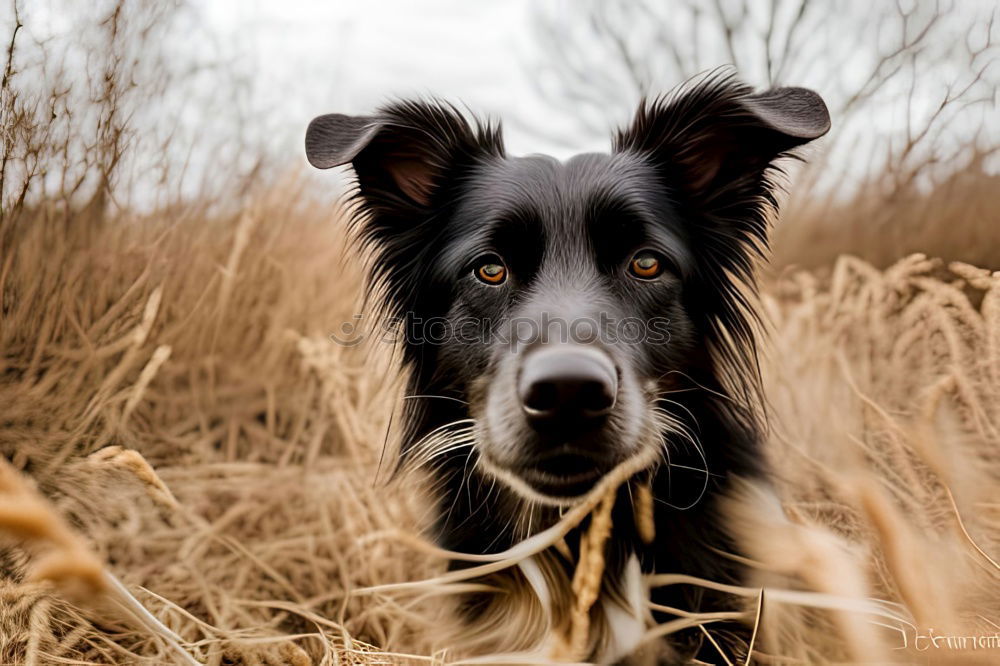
<box><xmin>306</xmin><ymin>72</ymin><xmax>830</xmax><ymax>663</ymax></box>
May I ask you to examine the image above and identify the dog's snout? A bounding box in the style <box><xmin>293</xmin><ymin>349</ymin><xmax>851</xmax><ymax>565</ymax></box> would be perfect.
<box><xmin>519</xmin><ymin>346</ymin><xmax>617</xmax><ymax>431</ymax></box>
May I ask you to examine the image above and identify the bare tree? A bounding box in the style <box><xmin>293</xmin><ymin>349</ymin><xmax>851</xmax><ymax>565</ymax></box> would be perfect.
<box><xmin>528</xmin><ymin>0</ymin><xmax>999</xmax><ymax>190</ymax></box>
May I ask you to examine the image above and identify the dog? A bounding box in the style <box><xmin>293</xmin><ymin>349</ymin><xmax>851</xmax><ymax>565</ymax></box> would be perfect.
<box><xmin>306</xmin><ymin>73</ymin><xmax>829</xmax><ymax>663</ymax></box>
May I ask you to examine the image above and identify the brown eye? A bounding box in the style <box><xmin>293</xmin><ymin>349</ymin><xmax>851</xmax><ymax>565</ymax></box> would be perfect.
<box><xmin>629</xmin><ymin>251</ymin><xmax>663</xmax><ymax>280</ymax></box>
<box><xmin>475</xmin><ymin>260</ymin><xmax>507</xmax><ymax>285</ymax></box>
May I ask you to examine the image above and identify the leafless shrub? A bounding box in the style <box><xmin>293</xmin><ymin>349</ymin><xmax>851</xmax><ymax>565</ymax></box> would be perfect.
<box><xmin>0</xmin><ymin>0</ymin><xmax>271</xmax><ymax>236</ymax></box>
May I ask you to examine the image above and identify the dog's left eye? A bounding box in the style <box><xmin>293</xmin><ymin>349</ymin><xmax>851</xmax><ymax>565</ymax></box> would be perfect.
<box><xmin>474</xmin><ymin>258</ymin><xmax>507</xmax><ymax>285</ymax></box>
<box><xmin>628</xmin><ymin>251</ymin><xmax>664</xmax><ymax>280</ymax></box>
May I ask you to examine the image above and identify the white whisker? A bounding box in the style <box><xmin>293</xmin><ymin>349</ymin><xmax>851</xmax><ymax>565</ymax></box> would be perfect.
<box><xmin>402</xmin><ymin>393</ymin><xmax>470</xmax><ymax>405</ymax></box>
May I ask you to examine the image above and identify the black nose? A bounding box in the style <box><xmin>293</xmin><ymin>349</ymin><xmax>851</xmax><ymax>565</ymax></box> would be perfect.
<box><xmin>519</xmin><ymin>346</ymin><xmax>617</xmax><ymax>432</ymax></box>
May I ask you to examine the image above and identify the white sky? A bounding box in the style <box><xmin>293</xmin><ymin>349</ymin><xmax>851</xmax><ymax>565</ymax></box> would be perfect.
<box><xmin>197</xmin><ymin>0</ymin><xmax>997</xmax><ymax>182</ymax></box>
<box><xmin>200</xmin><ymin>0</ymin><xmax>598</xmax><ymax>160</ymax></box>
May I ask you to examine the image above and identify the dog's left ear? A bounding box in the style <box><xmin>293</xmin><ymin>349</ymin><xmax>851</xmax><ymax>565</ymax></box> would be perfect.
<box><xmin>615</xmin><ymin>77</ymin><xmax>830</xmax><ymax>209</ymax></box>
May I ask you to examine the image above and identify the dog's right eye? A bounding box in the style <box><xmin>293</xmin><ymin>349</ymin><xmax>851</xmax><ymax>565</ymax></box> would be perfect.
<box><xmin>474</xmin><ymin>257</ymin><xmax>507</xmax><ymax>285</ymax></box>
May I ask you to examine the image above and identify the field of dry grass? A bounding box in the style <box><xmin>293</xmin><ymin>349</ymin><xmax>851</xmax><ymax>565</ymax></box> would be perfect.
<box><xmin>2</xmin><ymin>2</ymin><xmax>999</xmax><ymax>664</ymax></box>
<box><xmin>1</xmin><ymin>170</ymin><xmax>999</xmax><ymax>663</ymax></box>
<box><xmin>773</xmin><ymin>152</ymin><xmax>1000</xmax><ymax>271</ymax></box>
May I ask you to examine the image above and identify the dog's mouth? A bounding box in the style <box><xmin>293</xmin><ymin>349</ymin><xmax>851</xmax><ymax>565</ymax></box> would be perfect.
<box><xmin>513</xmin><ymin>452</ymin><xmax>609</xmax><ymax>498</ymax></box>
<box><xmin>476</xmin><ymin>446</ymin><xmax>619</xmax><ymax>505</ymax></box>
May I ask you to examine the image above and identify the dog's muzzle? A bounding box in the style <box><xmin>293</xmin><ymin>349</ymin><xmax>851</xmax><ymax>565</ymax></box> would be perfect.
<box><xmin>518</xmin><ymin>345</ymin><xmax>618</xmax><ymax>437</ymax></box>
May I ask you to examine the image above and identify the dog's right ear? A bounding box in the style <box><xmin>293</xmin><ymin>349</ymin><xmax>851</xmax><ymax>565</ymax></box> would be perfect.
<box><xmin>304</xmin><ymin>114</ymin><xmax>379</xmax><ymax>170</ymax></box>
<box><xmin>305</xmin><ymin>102</ymin><xmax>503</xmax><ymax>212</ymax></box>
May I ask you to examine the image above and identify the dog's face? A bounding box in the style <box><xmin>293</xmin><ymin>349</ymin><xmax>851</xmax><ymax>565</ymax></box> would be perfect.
<box><xmin>432</xmin><ymin>151</ymin><xmax>699</xmax><ymax>502</ymax></box>
<box><xmin>306</xmin><ymin>77</ymin><xmax>829</xmax><ymax>506</ymax></box>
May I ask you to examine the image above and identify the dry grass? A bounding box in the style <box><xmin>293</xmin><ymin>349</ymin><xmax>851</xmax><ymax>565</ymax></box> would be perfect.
<box><xmin>1</xmin><ymin>178</ymin><xmax>999</xmax><ymax>663</ymax></box>
<box><xmin>774</xmin><ymin>155</ymin><xmax>1000</xmax><ymax>271</ymax></box>
<box><xmin>752</xmin><ymin>254</ymin><xmax>1000</xmax><ymax>663</ymax></box>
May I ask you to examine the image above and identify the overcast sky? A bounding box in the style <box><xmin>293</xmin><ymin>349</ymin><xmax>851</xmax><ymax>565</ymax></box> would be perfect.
<box><xmin>200</xmin><ymin>0</ymin><xmax>598</xmax><ymax>160</ymax></box>
<box><xmin>198</xmin><ymin>0</ymin><xmax>997</xmax><ymax>180</ymax></box>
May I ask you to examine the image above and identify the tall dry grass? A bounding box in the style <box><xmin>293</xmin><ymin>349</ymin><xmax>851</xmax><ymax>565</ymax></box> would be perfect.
<box><xmin>774</xmin><ymin>151</ymin><xmax>1000</xmax><ymax>271</ymax></box>
<box><xmin>3</xmin><ymin>181</ymin><xmax>999</xmax><ymax>664</ymax></box>
<box><xmin>2</xmin><ymin>1</ymin><xmax>999</xmax><ymax>664</ymax></box>
<box><xmin>754</xmin><ymin>254</ymin><xmax>1000</xmax><ymax>663</ymax></box>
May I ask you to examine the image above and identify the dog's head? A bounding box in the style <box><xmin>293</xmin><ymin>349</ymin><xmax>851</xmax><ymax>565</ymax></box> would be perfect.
<box><xmin>307</xmin><ymin>75</ymin><xmax>829</xmax><ymax>507</ymax></box>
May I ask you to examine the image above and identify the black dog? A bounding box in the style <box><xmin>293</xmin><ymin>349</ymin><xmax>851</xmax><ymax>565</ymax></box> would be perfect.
<box><xmin>306</xmin><ymin>73</ymin><xmax>829</xmax><ymax>663</ymax></box>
